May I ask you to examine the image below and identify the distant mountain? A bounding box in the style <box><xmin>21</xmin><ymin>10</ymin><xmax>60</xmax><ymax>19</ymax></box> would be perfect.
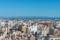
<box><xmin>0</xmin><ymin>16</ymin><xmax>60</xmax><ymax>20</ymax></box>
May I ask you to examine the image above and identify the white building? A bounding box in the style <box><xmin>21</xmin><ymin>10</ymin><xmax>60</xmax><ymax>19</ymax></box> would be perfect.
<box><xmin>29</xmin><ymin>23</ymin><xmax>38</xmax><ymax>33</ymax></box>
<box><xmin>1</xmin><ymin>21</ymin><xmax>5</xmax><ymax>27</ymax></box>
<box><xmin>56</xmin><ymin>21</ymin><xmax>60</xmax><ymax>28</ymax></box>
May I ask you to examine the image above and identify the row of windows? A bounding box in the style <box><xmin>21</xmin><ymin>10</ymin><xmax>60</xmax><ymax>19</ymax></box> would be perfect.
<box><xmin>50</xmin><ymin>38</ymin><xmax>60</xmax><ymax>40</ymax></box>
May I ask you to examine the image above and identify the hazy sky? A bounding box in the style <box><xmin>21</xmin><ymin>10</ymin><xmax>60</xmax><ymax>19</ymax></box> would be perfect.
<box><xmin>0</xmin><ymin>0</ymin><xmax>60</xmax><ymax>17</ymax></box>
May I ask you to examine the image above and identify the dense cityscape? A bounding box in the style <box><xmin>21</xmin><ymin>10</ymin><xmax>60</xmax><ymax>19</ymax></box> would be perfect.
<box><xmin>0</xmin><ymin>18</ymin><xmax>60</xmax><ymax>40</ymax></box>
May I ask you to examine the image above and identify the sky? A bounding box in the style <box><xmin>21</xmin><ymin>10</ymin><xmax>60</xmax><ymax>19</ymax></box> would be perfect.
<box><xmin>0</xmin><ymin>0</ymin><xmax>60</xmax><ymax>17</ymax></box>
